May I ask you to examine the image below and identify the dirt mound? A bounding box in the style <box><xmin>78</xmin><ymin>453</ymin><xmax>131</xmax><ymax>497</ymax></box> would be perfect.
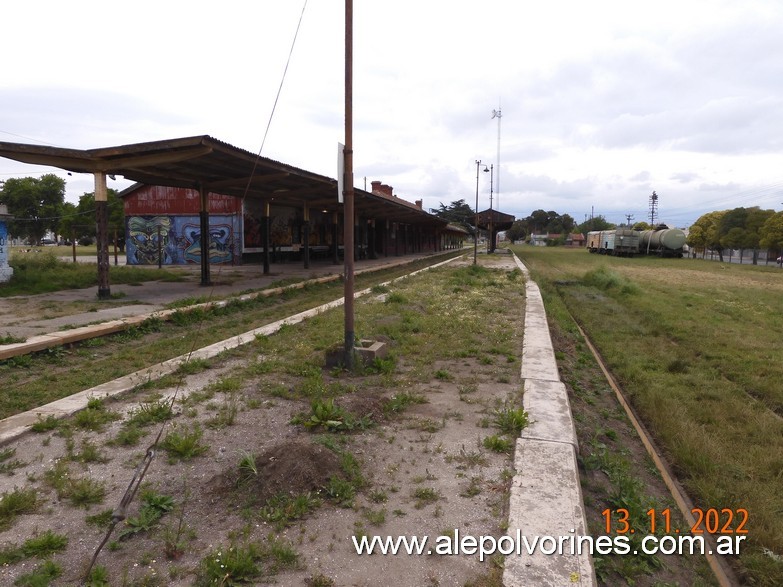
<box><xmin>209</xmin><ymin>440</ymin><xmax>344</xmax><ymax>505</ymax></box>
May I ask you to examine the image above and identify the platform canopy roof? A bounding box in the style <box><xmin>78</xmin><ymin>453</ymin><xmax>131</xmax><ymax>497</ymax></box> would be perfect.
<box><xmin>0</xmin><ymin>135</ymin><xmax>445</xmax><ymax>227</ymax></box>
<box><xmin>476</xmin><ymin>208</ymin><xmax>516</xmax><ymax>231</ymax></box>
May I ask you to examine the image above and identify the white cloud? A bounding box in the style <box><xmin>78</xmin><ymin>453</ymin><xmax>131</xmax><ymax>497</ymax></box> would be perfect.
<box><xmin>2</xmin><ymin>0</ymin><xmax>783</xmax><ymax>228</ymax></box>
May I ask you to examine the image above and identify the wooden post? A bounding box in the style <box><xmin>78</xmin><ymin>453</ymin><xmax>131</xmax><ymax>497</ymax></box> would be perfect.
<box><xmin>94</xmin><ymin>171</ymin><xmax>110</xmax><ymax>299</ymax></box>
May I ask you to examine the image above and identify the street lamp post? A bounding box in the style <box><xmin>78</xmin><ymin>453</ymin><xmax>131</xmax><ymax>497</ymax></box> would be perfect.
<box><xmin>488</xmin><ymin>164</ymin><xmax>494</xmax><ymax>253</ymax></box>
<box><xmin>474</xmin><ymin>160</ymin><xmax>489</xmax><ymax>265</ymax></box>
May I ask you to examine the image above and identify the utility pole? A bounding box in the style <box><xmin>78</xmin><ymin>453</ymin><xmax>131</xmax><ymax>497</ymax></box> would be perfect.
<box><xmin>625</xmin><ymin>213</ymin><xmax>634</xmax><ymax>226</ymax></box>
<box><xmin>343</xmin><ymin>0</ymin><xmax>355</xmax><ymax>368</ymax></box>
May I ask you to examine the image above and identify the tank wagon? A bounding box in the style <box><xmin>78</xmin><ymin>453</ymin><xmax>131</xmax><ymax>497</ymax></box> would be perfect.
<box><xmin>586</xmin><ymin>225</ymin><xmax>686</xmax><ymax>257</ymax></box>
<box><xmin>585</xmin><ymin>228</ymin><xmax>639</xmax><ymax>256</ymax></box>
<box><xmin>638</xmin><ymin>228</ymin><xmax>686</xmax><ymax>257</ymax></box>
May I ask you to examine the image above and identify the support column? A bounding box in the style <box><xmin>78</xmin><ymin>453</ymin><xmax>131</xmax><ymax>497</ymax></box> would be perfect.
<box><xmin>262</xmin><ymin>201</ymin><xmax>271</xmax><ymax>275</ymax></box>
<box><xmin>332</xmin><ymin>211</ymin><xmax>340</xmax><ymax>264</ymax></box>
<box><xmin>199</xmin><ymin>185</ymin><xmax>212</xmax><ymax>286</ymax></box>
<box><xmin>303</xmin><ymin>205</ymin><xmax>311</xmax><ymax>269</ymax></box>
<box><xmin>368</xmin><ymin>219</ymin><xmax>377</xmax><ymax>259</ymax></box>
<box><xmin>94</xmin><ymin>172</ymin><xmax>111</xmax><ymax>299</ymax></box>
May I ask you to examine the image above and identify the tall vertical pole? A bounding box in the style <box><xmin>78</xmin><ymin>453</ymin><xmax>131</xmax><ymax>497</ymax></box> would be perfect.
<box><xmin>492</xmin><ymin>106</ymin><xmax>502</xmax><ymax>210</ymax></box>
<box><xmin>94</xmin><ymin>171</ymin><xmax>110</xmax><ymax>299</ymax></box>
<box><xmin>343</xmin><ymin>0</ymin><xmax>355</xmax><ymax>368</ymax></box>
<box><xmin>474</xmin><ymin>160</ymin><xmax>480</xmax><ymax>265</ymax></box>
<box><xmin>489</xmin><ymin>164</ymin><xmax>494</xmax><ymax>253</ymax></box>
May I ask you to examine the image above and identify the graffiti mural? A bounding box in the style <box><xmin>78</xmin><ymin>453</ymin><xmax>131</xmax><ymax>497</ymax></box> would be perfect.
<box><xmin>181</xmin><ymin>223</ymin><xmax>233</xmax><ymax>264</ymax></box>
<box><xmin>127</xmin><ymin>216</ymin><xmax>174</xmax><ymax>265</ymax></box>
<box><xmin>126</xmin><ymin>215</ymin><xmax>238</xmax><ymax>265</ymax></box>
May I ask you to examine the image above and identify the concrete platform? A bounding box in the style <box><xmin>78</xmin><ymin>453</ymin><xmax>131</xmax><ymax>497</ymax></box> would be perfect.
<box><xmin>506</xmin><ymin>253</ymin><xmax>596</xmax><ymax>586</ymax></box>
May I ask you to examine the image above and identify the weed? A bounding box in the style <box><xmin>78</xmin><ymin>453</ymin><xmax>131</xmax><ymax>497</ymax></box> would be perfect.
<box><xmin>363</xmin><ymin>508</ymin><xmax>387</xmax><ymax>526</ymax></box>
<box><xmin>237</xmin><ymin>450</ymin><xmax>258</xmax><ymax>482</ymax></box>
<box><xmin>293</xmin><ymin>398</ymin><xmax>369</xmax><ymax>432</ymax></box>
<box><xmin>71</xmin><ymin>439</ymin><xmax>108</xmax><ymax>464</ymax></box>
<box><xmin>261</xmin><ymin>493</ymin><xmax>322</xmax><ymax>530</ymax></box>
<box><xmin>493</xmin><ymin>405</ymin><xmax>530</xmax><ymax>435</ymax></box>
<box><xmin>460</xmin><ymin>476</ymin><xmax>484</xmax><ymax>498</ymax></box>
<box><xmin>67</xmin><ymin>477</ymin><xmax>106</xmax><ymax>508</ymax></box>
<box><xmin>385</xmin><ymin>292</ymin><xmax>408</xmax><ymax>304</ymax></box>
<box><xmin>72</xmin><ymin>397</ymin><xmax>121</xmax><ymax>432</ymax></box>
<box><xmin>0</xmin><ymin>447</ymin><xmax>25</xmax><ymax>475</ymax></box>
<box><xmin>86</xmin><ymin>509</ymin><xmax>113</xmax><ymax>528</ymax></box>
<box><xmin>84</xmin><ymin>564</ymin><xmax>110</xmax><ymax>586</ymax></box>
<box><xmin>434</xmin><ymin>369</ymin><xmax>452</xmax><ymax>381</ymax></box>
<box><xmin>161</xmin><ymin>424</ymin><xmax>208</xmax><ymax>462</ymax></box>
<box><xmin>383</xmin><ymin>391</ymin><xmax>427</xmax><ymax>415</ymax></box>
<box><xmin>482</xmin><ymin>435</ymin><xmax>514</xmax><ymax>454</ymax></box>
<box><xmin>447</xmin><ymin>446</ymin><xmax>488</xmax><ymax>469</ymax></box>
<box><xmin>30</xmin><ymin>415</ymin><xmax>59</xmax><ymax>433</ymax></box>
<box><xmin>110</xmin><ymin>424</ymin><xmax>145</xmax><ymax>447</ymax></box>
<box><xmin>0</xmin><ymin>487</ymin><xmax>38</xmax><ymax>529</ymax></box>
<box><xmin>118</xmin><ymin>490</ymin><xmax>174</xmax><ymax>540</ymax></box>
<box><xmin>11</xmin><ymin>559</ymin><xmax>62</xmax><ymax>586</ymax></box>
<box><xmin>206</xmin><ymin>390</ymin><xmax>240</xmax><ymax>429</ymax></box>
<box><xmin>305</xmin><ymin>573</ymin><xmax>336</xmax><ymax>587</ymax></box>
<box><xmin>324</xmin><ymin>476</ymin><xmax>356</xmax><ymax>508</ymax></box>
<box><xmin>369</xmin><ymin>489</ymin><xmax>388</xmax><ymax>503</ymax></box>
<box><xmin>412</xmin><ymin>487</ymin><xmax>442</xmax><ymax>509</ymax></box>
<box><xmin>126</xmin><ymin>399</ymin><xmax>173</xmax><ymax>427</ymax></box>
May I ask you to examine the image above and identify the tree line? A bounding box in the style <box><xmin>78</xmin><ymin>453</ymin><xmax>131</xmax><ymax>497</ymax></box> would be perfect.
<box><xmin>0</xmin><ymin>175</ymin><xmax>124</xmax><ymax>245</ymax></box>
<box><xmin>687</xmin><ymin>206</ymin><xmax>783</xmax><ymax>263</ymax></box>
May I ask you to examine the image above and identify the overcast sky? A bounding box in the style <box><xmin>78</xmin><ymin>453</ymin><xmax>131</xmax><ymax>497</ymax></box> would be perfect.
<box><xmin>2</xmin><ymin>0</ymin><xmax>783</xmax><ymax>228</ymax></box>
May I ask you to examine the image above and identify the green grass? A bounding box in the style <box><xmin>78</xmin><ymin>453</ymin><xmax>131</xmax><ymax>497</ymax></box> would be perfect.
<box><xmin>0</xmin><ymin>252</ymin><xmax>464</xmax><ymax>420</ymax></box>
<box><xmin>513</xmin><ymin>245</ymin><xmax>783</xmax><ymax>586</ymax></box>
<box><xmin>4</xmin><ymin>250</ymin><xmax>188</xmax><ymax>297</ymax></box>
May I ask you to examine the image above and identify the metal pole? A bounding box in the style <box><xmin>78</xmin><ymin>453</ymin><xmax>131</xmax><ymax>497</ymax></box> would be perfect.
<box><xmin>343</xmin><ymin>0</ymin><xmax>355</xmax><ymax>368</ymax></box>
<box><xmin>489</xmin><ymin>164</ymin><xmax>494</xmax><ymax>253</ymax></box>
<box><xmin>474</xmin><ymin>160</ymin><xmax>480</xmax><ymax>265</ymax></box>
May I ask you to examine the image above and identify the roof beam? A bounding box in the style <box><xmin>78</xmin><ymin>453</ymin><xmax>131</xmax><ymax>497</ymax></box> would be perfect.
<box><xmin>205</xmin><ymin>172</ymin><xmax>291</xmax><ymax>191</ymax></box>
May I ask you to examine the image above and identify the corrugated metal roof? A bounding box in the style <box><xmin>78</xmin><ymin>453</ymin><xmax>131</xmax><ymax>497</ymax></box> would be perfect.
<box><xmin>0</xmin><ymin>135</ymin><xmax>446</xmax><ymax>227</ymax></box>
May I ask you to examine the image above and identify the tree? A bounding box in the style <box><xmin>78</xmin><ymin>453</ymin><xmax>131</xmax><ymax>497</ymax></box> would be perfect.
<box><xmin>632</xmin><ymin>221</ymin><xmax>653</xmax><ymax>231</ymax></box>
<box><xmin>743</xmin><ymin>207</ymin><xmax>774</xmax><ymax>264</ymax></box>
<box><xmin>60</xmin><ymin>189</ymin><xmax>124</xmax><ymax>244</ymax></box>
<box><xmin>575</xmin><ymin>216</ymin><xmax>615</xmax><ymax>234</ymax></box>
<box><xmin>759</xmin><ymin>212</ymin><xmax>783</xmax><ymax>256</ymax></box>
<box><xmin>430</xmin><ymin>199</ymin><xmax>478</xmax><ymax>234</ymax></box>
<box><xmin>688</xmin><ymin>210</ymin><xmax>726</xmax><ymax>260</ymax></box>
<box><xmin>0</xmin><ymin>174</ymin><xmax>66</xmax><ymax>244</ymax></box>
<box><xmin>505</xmin><ymin>220</ymin><xmax>526</xmax><ymax>243</ymax></box>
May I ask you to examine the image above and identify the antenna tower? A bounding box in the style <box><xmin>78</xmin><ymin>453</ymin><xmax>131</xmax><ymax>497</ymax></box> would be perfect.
<box><xmin>491</xmin><ymin>106</ymin><xmax>501</xmax><ymax>209</ymax></box>
<box><xmin>648</xmin><ymin>191</ymin><xmax>659</xmax><ymax>225</ymax></box>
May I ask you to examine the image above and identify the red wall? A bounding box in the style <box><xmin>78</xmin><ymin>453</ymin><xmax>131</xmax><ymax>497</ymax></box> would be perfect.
<box><xmin>123</xmin><ymin>185</ymin><xmax>241</xmax><ymax>215</ymax></box>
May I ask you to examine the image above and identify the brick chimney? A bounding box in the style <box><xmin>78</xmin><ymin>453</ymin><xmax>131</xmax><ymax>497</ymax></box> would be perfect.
<box><xmin>371</xmin><ymin>181</ymin><xmax>394</xmax><ymax>198</ymax></box>
<box><xmin>415</xmin><ymin>200</ymin><xmax>423</xmax><ymax>209</ymax></box>
<box><xmin>370</xmin><ymin>181</ymin><xmax>394</xmax><ymax>198</ymax></box>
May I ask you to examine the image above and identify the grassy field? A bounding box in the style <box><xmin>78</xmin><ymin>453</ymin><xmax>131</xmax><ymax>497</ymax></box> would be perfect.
<box><xmin>512</xmin><ymin>245</ymin><xmax>783</xmax><ymax>586</ymax></box>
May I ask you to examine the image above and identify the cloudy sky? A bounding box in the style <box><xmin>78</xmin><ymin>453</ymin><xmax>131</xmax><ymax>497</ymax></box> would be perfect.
<box><xmin>2</xmin><ymin>0</ymin><xmax>783</xmax><ymax>228</ymax></box>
